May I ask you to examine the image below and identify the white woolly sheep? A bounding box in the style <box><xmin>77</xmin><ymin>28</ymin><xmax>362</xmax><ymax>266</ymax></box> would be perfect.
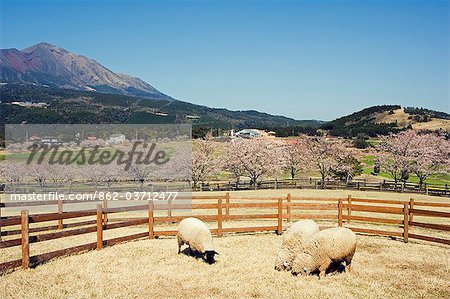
<box><xmin>291</xmin><ymin>226</ymin><xmax>356</xmax><ymax>279</ymax></box>
<box><xmin>274</xmin><ymin>219</ymin><xmax>320</xmax><ymax>271</ymax></box>
<box><xmin>177</xmin><ymin>217</ymin><xmax>218</xmax><ymax>264</ymax></box>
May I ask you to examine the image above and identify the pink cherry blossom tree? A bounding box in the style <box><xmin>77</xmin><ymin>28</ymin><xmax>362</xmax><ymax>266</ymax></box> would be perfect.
<box><xmin>300</xmin><ymin>136</ymin><xmax>350</xmax><ymax>188</ymax></box>
<box><xmin>282</xmin><ymin>139</ymin><xmax>310</xmax><ymax>181</ymax></box>
<box><xmin>223</xmin><ymin>139</ymin><xmax>284</xmax><ymax>188</ymax></box>
<box><xmin>192</xmin><ymin>140</ymin><xmax>222</xmax><ymax>188</ymax></box>
<box><xmin>407</xmin><ymin>132</ymin><xmax>449</xmax><ymax>187</ymax></box>
<box><xmin>377</xmin><ymin>130</ymin><xmax>417</xmax><ymax>184</ymax></box>
<box><xmin>128</xmin><ymin>164</ymin><xmax>154</xmax><ymax>191</ymax></box>
<box><xmin>222</xmin><ymin>141</ymin><xmax>245</xmax><ymax>186</ymax></box>
<box><xmin>1</xmin><ymin>161</ymin><xmax>24</xmax><ymax>191</ymax></box>
<box><xmin>377</xmin><ymin>130</ymin><xmax>449</xmax><ymax>186</ymax></box>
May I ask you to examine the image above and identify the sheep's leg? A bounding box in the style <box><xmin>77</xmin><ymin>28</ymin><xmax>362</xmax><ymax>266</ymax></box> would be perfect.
<box><xmin>344</xmin><ymin>253</ymin><xmax>354</xmax><ymax>272</ymax></box>
<box><xmin>319</xmin><ymin>258</ymin><xmax>332</xmax><ymax>279</ymax></box>
<box><xmin>345</xmin><ymin>263</ymin><xmax>351</xmax><ymax>272</ymax></box>
<box><xmin>177</xmin><ymin>237</ymin><xmax>183</xmax><ymax>254</ymax></box>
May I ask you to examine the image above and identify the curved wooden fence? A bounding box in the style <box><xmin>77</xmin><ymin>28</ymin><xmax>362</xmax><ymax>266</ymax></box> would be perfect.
<box><xmin>195</xmin><ymin>178</ymin><xmax>450</xmax><ymax>197</ymax></box>
<box><xmin>0</xmin><ymin>193</ymin><xmax>449</xmax><ymax>273</ymax></box>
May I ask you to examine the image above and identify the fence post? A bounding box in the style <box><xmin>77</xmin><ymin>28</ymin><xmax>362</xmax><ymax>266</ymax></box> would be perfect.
<box><xmin>286</xmin><ymin>193</ymin><xmax>291</xmax><ymax>223</ymax></box>
<box><xmin>96</xmin><ymin>204</ymin><xmax>103</xmax><ymax>250</ymax></box>
<box><xmin>338</xmin><ymin>199</ymin><xmax>343</xmax><ymax>227</ymax></box>
<box><xmin>403</xmin><ymin>203</ymin><xmax>409</xmax><ymax>243</ymax></box>
<box><xmin>225</xmin><ymin>192</ymin><xmax>230</xmax><ymax>220</ymax></box>
<box><xmin>148</xmin><ymin>201</ymin><xmax>154</xmax><ymax>239</ymax></box>
<box><xmin>21</xmin><ymin>210</ymin><xmax>30</xmax><ymax>269</ymax></box>
<box><xmin>277</xmin><ymin>198</ymin><xmax>283</xmax><ymax>235</ymax></box>
<box><xmin>0</xmin><ymin>200</ymin><xmax>2</xmax><ymax>241</ymax></box>
<box><xmin>103</xmin><ymin>199</ymin><xmax>108</xmax><ymax>226</ymax></box>
<box><xmin>425</xmin><ymin>183</ymin><xmax>428</xmax><ymax>195</ymax></box>
<box><xmin>347</xmin><ymin>195</ymin><xmax>352</xmax><ymax>223</ymax></box>
<box><xmin>167</xmin><ymin>197</ymin><xmax>172</xmax><ymax>218</ymax></box>
<box><xmin>57</xmin><ymin>199</ymin><xmax>63</xmax><ymax>230</ymax></box>
<box><xmin>409</xmin><ymin>198</ymin><xmax>414</xmax><ymax>225</ymax></box>
<box><xmin>217</xmin><ymin>198</ymin><xmax>223</xmax><ymax>237</ymax></box>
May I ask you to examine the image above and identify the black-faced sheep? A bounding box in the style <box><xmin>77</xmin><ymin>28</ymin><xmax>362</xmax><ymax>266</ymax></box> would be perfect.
<box><xmin>177</xmin><ymin>217</ymin><xmax>218</xmax><ymax>264</ymax></box>
<box><xmin>291</xmin><ymin>226</ymin><xmax>356</xmax><ymax>279</ymax></box>
<box><xmin>274</xmin><ymin>219</ymin><xmax>320</xmax><ymax>271</ymax></box>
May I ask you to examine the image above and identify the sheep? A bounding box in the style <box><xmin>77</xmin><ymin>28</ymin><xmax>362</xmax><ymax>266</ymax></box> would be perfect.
<box><xmin>274</xmin><ymin>219</ymin><xmax>320</xmax><ymax>271</ymax></box>
<box><xmin>291</xmin><ymin>226</ymin><xmax>356</xmax><ymax>279</ymax></box>
<box><xmin>177</xmin><ymin>217</ymin><xmax>219</xmax><ymax>264</ymax></box>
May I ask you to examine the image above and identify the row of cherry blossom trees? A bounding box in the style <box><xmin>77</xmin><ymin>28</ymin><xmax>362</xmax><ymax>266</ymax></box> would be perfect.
<box><xmin>191</xmin><ymin>137</ymin><xmax>364</xmax><ymax>188</ymax></box>
<box><xmin>377</xmin><ymin>130</ymin><xmax>449</xmax><ymax>186</ymax></box>
<box><xmin>192</xmin><ymin>130</ymin><xmax>449</xmax><ymax>188</ymax></box>
<box><xmin>1</xmin><ymin>130</ymin><xmax>448</xmax><ymax>191</ymax></box>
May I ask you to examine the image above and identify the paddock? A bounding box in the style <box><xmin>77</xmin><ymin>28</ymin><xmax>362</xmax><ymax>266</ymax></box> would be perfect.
<box><xmin>0</xmin><ymin>233</ymin><xmax>449</xmax><ymax>298</ymax></box>
<box><xmin>0</xmin><ymin>189</ymin><xmax>449</xmax><ymax>298</ymax></box>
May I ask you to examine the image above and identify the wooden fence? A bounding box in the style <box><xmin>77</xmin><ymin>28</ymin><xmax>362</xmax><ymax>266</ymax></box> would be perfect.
<box><xmin>4</xmin><ymin>177</ymin><xmax>450</xmax><ymax>197</ymax></box>
<box><xmin>0</xmin><ymin>193</ymin><xmax>449</xmax><ymax>273</ymax></box>
<box><xmin>195</xmin><ymin>178</ymin><xmax>450</xmax><ymax>197</ymax></box>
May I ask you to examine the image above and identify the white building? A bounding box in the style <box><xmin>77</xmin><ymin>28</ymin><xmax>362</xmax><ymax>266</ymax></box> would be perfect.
<box><xmin>109</xmin><ymin>134</ymin><xmax>126</xmax><ymax>144</ymax></box>
<box><xmin>41</xmin><ymin>136</ymin><xmax>60</xmax><ymax>146</ymax></box>
<box><xmin>235</xmin><ymin>129</ymin><xmax>276</xmax><ymax>139</ymax></box>
<box><xmin>235</xmin><ymin>129</ymin><xmax>263</xmax><ymax>139</ymax></box>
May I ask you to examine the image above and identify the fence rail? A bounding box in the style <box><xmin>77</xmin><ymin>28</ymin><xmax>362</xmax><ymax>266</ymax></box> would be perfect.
<box><xmin>194</xmin><ymin>178</ymin><xmax>450</xmax><ymax>197</ymax></box>
<box><xmin>3</xmin><ymin>176</ymin><xmax>450</xmax><ymax>198</ymax></box>
<box><xmin>0</xmin><ymin>193</ymin><xmax>449</xmax><ymax>273</ymax></box>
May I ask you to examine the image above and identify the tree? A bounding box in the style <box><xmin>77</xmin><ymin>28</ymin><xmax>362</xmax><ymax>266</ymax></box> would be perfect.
<box><xmin>61</xmin><ymin>165</ymin><xmax>79</xmax><ymax>193</ymax></box>
<box><xmin>1</xmin><ymin>161</ymin><xmax>23</xmax><ymax>191</ymax></box>
<box><xmin>223</xmin><ymin>139</ymin><xmax>283</xmax><ymax>187</ymax></box>
<box><xmin>192</xmin><ymin>140</ymin><xmax>221</xmax><ymax>188</ymax></box>
<box><xmin>353</xmin><ymin>135</ymin><xmax>370</xmax><ymax>149</ymax></box>
<box><xmin>222</xmin><ymin>142</ymin><xmax>245</xmax><ymax>186</ymax></box>
<box><xmin>85</xmin><ymin>164</ymin><xmax>107</xmax><ymax>190</ymax></box>
<box><xmin>282</xmin><ymin>139</ymin><xmax>310</xmax><ymax>181</ymax></box>
<box><xmin>332</xmin><ymin>155</ymin><xmax>363</xmax><ymax>184</ymax></box>
<box><xmin>128</xmin><ymin>164</ymin><xmax>154</xmax><ymax>191</ymax></box>
<box><xmin>377</xmin><ymin>130</ymin><xmax>449</xmax><ymax>186</ymax></box>
<box><xmin>408</xmin><ymin>133</ymin><xmax>450</xmax><ymax>187</ymax></box>
<box><xmin>377</xmin><ymin>130</ymin><xmax>417</xmax><ymax>184</ymax></box>
<box><xmin>102</xmin><ymin>163</ymin><xmax>122</xmax><ymax>189</ymax></box>
<box><xmin>300</xmin><ymin>136</ymin><xmax>350</xmax><ymax>188</ymax></box>
<box><xmin>29</xmin><ymin>164</ymin><xmax>50</xmax><ymax>189</ymax></box>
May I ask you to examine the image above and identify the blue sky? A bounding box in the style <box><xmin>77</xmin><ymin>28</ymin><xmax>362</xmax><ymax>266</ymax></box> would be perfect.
<box><xmin>0</xmin><ymin>0</ymin><xmax>448</xmax><ymax>120</ymax></box>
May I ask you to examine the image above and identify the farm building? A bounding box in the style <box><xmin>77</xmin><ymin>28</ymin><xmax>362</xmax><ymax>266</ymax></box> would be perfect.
<box><xmin>109</xmin><ymin>134</ymin><xmax>126</xmax><ymax>144</ymax></box>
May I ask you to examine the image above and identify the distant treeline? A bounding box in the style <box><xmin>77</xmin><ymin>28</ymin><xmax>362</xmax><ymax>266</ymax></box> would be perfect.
<box><xmin>321</xmin><ymin>105</ymin><xmax>404</xmax><ymax>137</ymax></box>
<box><xmin>404</xmin><ymin>107</ymin><xmax>450</xmax><ymax>121</ymax></box>
<box><xmin>261</xmin><ymin>126</ymin><xmax>321</xmax><ymax>137</ymax></box>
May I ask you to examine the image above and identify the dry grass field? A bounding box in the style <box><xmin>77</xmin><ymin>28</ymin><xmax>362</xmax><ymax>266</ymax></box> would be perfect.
<box><xmin>374</xmin><ymin>107</ymin><xmax>450</xmax><ymax>131</ymax></box>
<box><xmin>1</xmin><ymin>189</ymin><xmax>449</xmax><ymax>298</ymax></box>
<box><xmin>0</xmin><ymin>233</ymin><xmax>449</xmax><ymax>299</ymax></box>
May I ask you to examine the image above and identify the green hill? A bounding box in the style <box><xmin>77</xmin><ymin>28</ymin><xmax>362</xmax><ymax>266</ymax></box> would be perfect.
<box><xmin>0</xmin><ymin>83</ymin><xmax>323</xmax><ymax>142</ymax></box>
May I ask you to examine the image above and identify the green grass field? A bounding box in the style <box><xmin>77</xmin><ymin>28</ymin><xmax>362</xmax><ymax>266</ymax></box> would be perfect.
<box><xmin>361</xmin><ymin>155</ymin><xmax>450</xmax><ymax>185</ymax></box>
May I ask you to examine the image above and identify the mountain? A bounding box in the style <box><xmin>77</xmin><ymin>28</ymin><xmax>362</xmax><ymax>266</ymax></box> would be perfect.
<box><xmin>322</xmin><ymin>105</ymin><xmax>450</xmax><ymax>137</ymax></box>
<box><xmin>0</xmin><ymin>42</ymin><xmax>172</xmax><ymax>100</ymax></box>
<box><xmin>0</xmin><ymin>83</ymin><xmax>323</xmax><ymax>140</ymax></box>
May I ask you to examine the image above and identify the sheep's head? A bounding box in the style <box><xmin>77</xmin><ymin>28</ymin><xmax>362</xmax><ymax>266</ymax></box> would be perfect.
<box><xmin>274</xmin><ymin>255</ymin><xmax>291</xmax><ymax>271</ymax></box>
<box><xmin>203</xmin><ymin>250</ymin><xmax>219</xmax><ymax>264</ymax></box>
<box><xmin>291</xmin><ymin>253</ymin><xmax>313</xmax><ymax>276</ymax></box>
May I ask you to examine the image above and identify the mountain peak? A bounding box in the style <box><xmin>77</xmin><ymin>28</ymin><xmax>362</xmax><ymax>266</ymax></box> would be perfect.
<box><xmin>0</xmin><ymin>42</ymin><xmax>173</xmax><ymax>100</ymax></box>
